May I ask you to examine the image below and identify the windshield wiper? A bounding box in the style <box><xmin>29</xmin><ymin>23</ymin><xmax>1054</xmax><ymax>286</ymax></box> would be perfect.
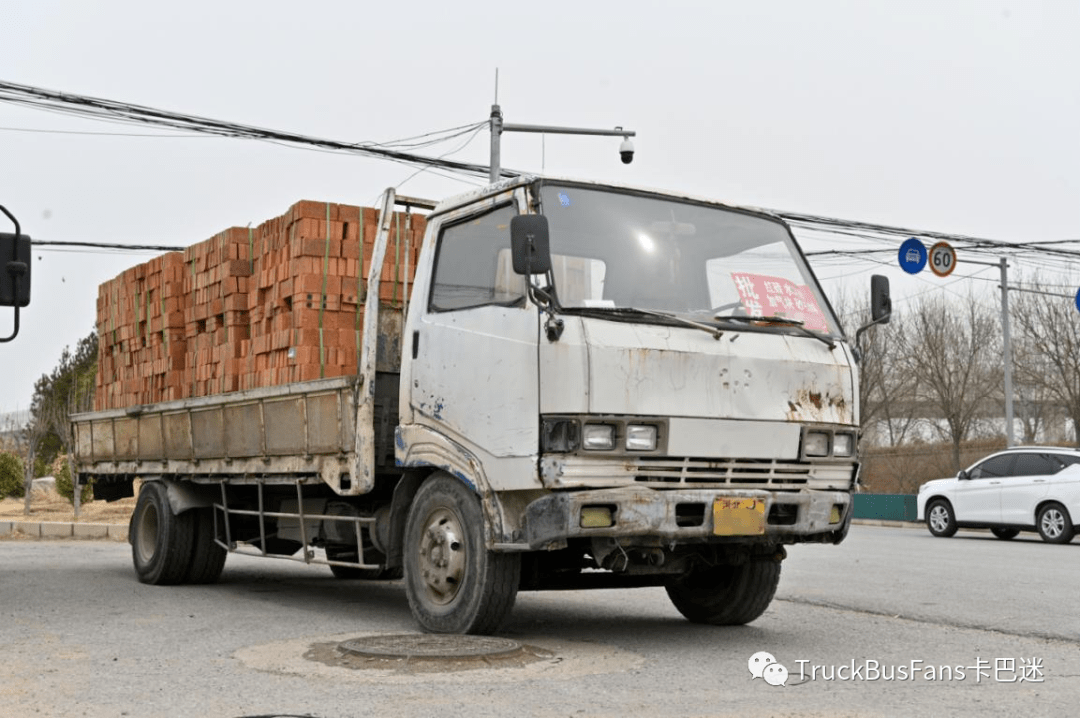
<box><xmin>570</xmin><ymin>306</ymin><xmax>724</xmax><ymax>340</ymax></box>
<box><xmin>712</xmin><ymin>314</ymin><xmax>836</xmax><ymax>349</ymax></box>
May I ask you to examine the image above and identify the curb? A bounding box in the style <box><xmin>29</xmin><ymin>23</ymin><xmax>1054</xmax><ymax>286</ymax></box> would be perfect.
<box><xmin>0</xmin><ymin>520</ymin><xmax>128</xmax><ymax>541</ymax></box>
<box><xmin>851</xmin><ymin>519</ymin><xmax>924</xmax><ymax>529</ymax></box>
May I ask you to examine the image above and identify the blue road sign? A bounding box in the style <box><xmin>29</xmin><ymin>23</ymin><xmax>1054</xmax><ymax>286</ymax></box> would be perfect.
<box><xmin>1075</xmin><ymin>287</ymin><xmax>1080</xmax><ymax>314</ymax></box>
<box><xmin>898</xmin><ymin>238</ymin><xmax>927</xmax><ymax>275</ymax></box>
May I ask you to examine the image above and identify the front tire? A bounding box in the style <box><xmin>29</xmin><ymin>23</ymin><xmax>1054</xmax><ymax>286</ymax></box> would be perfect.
<box><xmin>1037</xmin><ymin>503</ymin><xmax>1075</xmax><ymax>544</ymax></box>
<box><xmin>665</xmin><ymin>554</ymin><xmax>783</xmax><ymax>625</ymax></box>
<box><xmin>130</xmin><ymin>481</ymin><xmax>196</xmax><ymax>585</ymax></box>
<box><xmin>926</xmin><ymin>500</ymin><xmax>958</xmax><ymax>538</ymax></box>
<box><xmin>403</xmin><ymin>473</ymin><xmax>520</xmax><ymax>634</ymax></box>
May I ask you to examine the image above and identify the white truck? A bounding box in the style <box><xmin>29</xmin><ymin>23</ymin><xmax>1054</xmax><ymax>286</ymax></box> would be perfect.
<box><xmin>72</xmin><ymin>176</ymin><xmax>890</xmax><ymax>634</ymax></box>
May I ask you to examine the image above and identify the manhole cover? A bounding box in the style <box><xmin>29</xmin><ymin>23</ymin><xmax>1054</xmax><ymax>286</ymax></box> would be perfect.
<box><xmin>340</xmin><ymin>634</ymin><xmax>522</xmax><ymax>659</ymax></box>
<box><xmin>304</xmin><ymin>634</ymin><xmax>556</xmax><ymax>673</ymax></box>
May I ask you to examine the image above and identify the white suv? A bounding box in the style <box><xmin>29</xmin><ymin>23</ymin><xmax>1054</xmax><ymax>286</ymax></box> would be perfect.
<box><xmin>917</xmin><ymin>447</ymin><xmax>1080</xmax><ymax>543</ymax></box>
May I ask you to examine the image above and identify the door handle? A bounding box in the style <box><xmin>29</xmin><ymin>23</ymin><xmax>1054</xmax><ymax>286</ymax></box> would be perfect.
<box><xmin>412</xmin><ymin>330</ymin><xmax>420</xmax><ymax>359</ymax></box>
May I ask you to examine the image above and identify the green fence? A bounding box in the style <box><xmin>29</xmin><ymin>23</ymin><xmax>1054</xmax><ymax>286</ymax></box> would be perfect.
<box><xmin>853</xmin><ymin>493</ymin><xmax>918</xmax><ymax>522</ymax></box>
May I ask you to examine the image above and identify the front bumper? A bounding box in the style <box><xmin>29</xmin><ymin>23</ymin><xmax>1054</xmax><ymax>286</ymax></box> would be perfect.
<box><xmin>523</xmin><ymin>487</ymin><xmax>852</xmax><ymax>549</ymax></box>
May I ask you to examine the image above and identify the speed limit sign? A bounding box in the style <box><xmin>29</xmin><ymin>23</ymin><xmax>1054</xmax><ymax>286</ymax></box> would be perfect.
<box><xmin>928</xmin><ymin>241</ymin><xmax>957</xmax><ymax>278</ymax></box>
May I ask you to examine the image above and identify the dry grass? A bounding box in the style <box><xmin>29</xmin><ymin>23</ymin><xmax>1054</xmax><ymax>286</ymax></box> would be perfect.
<box><xmin>0</xmin><ymin>487</ymin><xmax>134</xmax><ymax>525</ymax></box>
<box><xmin>861</xmin><ymin>437</ymin><xmax>1012</xmax><ymax>494</ymax></box>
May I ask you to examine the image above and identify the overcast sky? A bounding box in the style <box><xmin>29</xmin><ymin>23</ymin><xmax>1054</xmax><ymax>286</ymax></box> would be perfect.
<box><xmin>2</xmin><ymin>0</ymin><xmax>1078</xmax><ymax>415</ymax></box>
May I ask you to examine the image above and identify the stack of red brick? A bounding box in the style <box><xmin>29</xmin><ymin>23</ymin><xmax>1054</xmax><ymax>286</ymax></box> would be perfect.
<box><xmin>96</xmin><ymin>252</ymin><xmax>187</xmax><ymax>410</ymax></box>
<box><xmin>94</xmin><ymin>200</ymin><xmax>425</xmax><ymax>411</ymax></box>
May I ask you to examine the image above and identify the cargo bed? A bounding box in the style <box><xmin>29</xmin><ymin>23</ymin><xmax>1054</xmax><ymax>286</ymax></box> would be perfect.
<box><xmin>72</xmin><ymin>372</ymin><xmax>401</xmax><ymax>497</ymax></box>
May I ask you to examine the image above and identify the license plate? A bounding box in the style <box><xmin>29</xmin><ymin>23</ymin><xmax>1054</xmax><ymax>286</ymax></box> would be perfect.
<box><xmin>712</xmin><ymin>498</ymin><xmax>766</xmax><ymax>536</ymax></box>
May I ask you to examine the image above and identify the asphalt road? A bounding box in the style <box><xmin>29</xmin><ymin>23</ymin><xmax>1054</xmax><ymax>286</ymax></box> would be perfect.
<box><xmin>2</xmin><ymin>525</ymin><xmax>1077</xmax><ymax>718</ymax></box>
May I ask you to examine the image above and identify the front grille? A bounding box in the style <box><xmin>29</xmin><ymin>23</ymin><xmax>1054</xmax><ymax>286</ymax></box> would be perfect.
<box><xmin>631</xmin><ymin>457</ymin><xmax>811</xmax><ymax>488</ymax></box>
<box><xmin>541</xmin><ymin>455</ymin><xmax>855</xmax><ymax>490</ymax></box>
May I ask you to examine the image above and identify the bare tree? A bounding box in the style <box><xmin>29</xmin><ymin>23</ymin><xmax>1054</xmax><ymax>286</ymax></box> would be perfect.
<box><xmin>834</xmin><ymin>290</ymin><xmax>922</xmax><ymax>448</ymax></box>
<box><xmin>1011</xmin><ymin>279</ymin><xmax>1080</xmax><ymax>447</ymax></box>
<box><xmin>901</xmin><ymin>293</ymin><xmax>1003</xmax><ymax>471</ymax></box>
<box><xmin>865</xmin><ymin>310</ymin><xmax>924</xmax><ymax>447</ymax></box>
<box><xmin>20</xmin><ymin>418</ymin><xmax>48</xmax><ymax>515</ymax></box>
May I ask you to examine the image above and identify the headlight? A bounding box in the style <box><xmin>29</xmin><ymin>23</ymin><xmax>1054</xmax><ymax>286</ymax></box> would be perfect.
<box><xmin>582</xmin><ymin>424</ymin><xmax>616</xmax><ymax>451</ymax></box>
<box><xmin>625</xmin><ymin>424</ymin><xmax>657</xmax><ymax>451</ymax></box>
<box><xmin>804</xmin><ymin>431</ymin><xmax>830</xmax><ymax>457</ymax></box>
<box><xmin>833</xmin><ymin>433</ymin><xmax>855</xmax><ymax>457</ymax></box>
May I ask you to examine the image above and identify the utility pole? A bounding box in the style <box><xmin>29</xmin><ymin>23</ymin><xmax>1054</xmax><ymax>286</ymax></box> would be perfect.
<box><xmin>488</xmin><ymin>104</ymin><xmax>636</xmax><ymax>183</ymax></box>
<box><xmin>964</xmin><ymin>257</ymin><xmax>1014</xmax><ymax>446</ymax></box>
<box><xmin>999</xmin><ymin>257</ymin><xmax>1014</xmax><ymax>448</ymax></box>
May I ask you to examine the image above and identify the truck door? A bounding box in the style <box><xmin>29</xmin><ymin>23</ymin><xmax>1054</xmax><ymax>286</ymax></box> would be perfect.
<box><xmin>407</xmin><ymin>200</ymin><xmax>540</xmax><ymax>491</ymax></box>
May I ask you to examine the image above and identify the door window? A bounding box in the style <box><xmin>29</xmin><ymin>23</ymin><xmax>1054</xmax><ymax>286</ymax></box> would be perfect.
<box><xmin>968</xmin><ymin>455</ymin><xmax>1014</xmax><ymax>479</ymax></box>
<box><xmin>430</xmin><ymin>205</ymin><xmax>525</xmax><ymax>311</ymax></box>
<box><xmin>1053</xmin><ymin>453</ymin><xmax>1080</xmax><ymax>469</ymax></box>
<box><xmin>1012</xmin><ymin>453</ymin><xmax>1059</xmax><ymax>477</ymax></box>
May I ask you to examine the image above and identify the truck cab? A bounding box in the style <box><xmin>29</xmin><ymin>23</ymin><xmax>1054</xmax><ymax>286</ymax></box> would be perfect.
<box><xmin>394</xmin><ymin>176</ymin><xmax>863</xmax><ymax>631</ymax></box>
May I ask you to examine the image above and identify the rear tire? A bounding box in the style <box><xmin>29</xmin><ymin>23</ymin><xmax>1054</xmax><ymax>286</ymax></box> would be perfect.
<box><xmin>665</xmin><ymin>554</ymin><xmax>783</xmax><ymax>625</ymax></box>
<box><xmin>182</xmin><ymin>507</ymin><xmax>227</xmax><ymax>584</ymax></box>
<box><xmin>403</xmin><ymin>473</ymin><xmax>519</xmax><ymax>634</ymax></box>
<box><xmin>130</xmin><ymin>482</ymin><xmax>195</xmax><ymax>585</ymax></box>
<box><xmin>1037</xmin><ymin>503</ymin><xmax>1075</xmax><ymax>544</ymax></box>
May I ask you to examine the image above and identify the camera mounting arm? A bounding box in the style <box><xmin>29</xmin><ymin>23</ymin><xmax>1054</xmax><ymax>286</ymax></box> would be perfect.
<box><xmin>488</xmin><ymin>104</ymin><xmax>636</xmax><ymax>182</ymax></box>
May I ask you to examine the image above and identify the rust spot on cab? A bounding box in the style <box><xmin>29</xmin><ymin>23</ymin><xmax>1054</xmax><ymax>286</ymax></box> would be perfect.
<box><xmin>788</xmin><ymin>387</ymin><xmax>853</xmax><ymax>424</ymax></box>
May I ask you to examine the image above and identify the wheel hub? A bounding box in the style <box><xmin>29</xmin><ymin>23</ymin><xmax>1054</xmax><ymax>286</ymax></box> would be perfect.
<box><xmin>1042</xmin><ymin>510</ymin><xmax>1064</xmax><ymax>538</ymax></box>
<box><xmin>136</xmin><ymin>503</ymin><xmax>159</xmax><ymax>563</ymax></box>
<box><xmin>418</xmin><ymin>507</ymin><xmax>466</xmax><ymax>605</ymax></box>
<box><xmin>929</xmin><ymin>506</ymin><xmax>948</xmax><ymax>532</ymax></box>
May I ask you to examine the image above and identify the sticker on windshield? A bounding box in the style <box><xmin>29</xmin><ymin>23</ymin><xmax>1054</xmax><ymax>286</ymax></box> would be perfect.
<box><xmin>730</xmin><ymin>273</ymin><xmax>829</xmax><ymax>332</ymax></box>
<box><xmin>558</xmin><ymin>192</ymin><xmax>571</xmax><ymax>207</ymax></box>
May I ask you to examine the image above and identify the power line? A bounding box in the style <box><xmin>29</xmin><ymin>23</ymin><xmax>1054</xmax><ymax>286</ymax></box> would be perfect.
<box><xmin>0</xmin><ymin>125</ymin><xmax>213</xmax><ymax>138</ymax></box>
<box><xmin>32</xmin><ymin>240</ymin><xmax>185</xmax><ymax>252</ymax></box>
<box><xmin>0</xmin><ymin>79</ymin><xmax>510</xmax><ymax>179</ymax></box>
<box><xmin>3</xmin><ymin>80</ymin><xmax>1079</xmax><ymax>265</ymax></box>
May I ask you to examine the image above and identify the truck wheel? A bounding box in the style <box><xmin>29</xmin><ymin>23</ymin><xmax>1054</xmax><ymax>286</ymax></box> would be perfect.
<box><xmin>665</xmin><ymin>556</ymin><xmax>782</xmax><ymax>625</ymax></box>
<box><xmin>130</xmin><ymin>481</ymin><xmax>196</xmax><ymax>585</ymax></box>
<box><xmin>182</xmin><ymin>507</ymin><xmax>227</xmax><ymax>584</ymax></box>
<box><xmin>403</xmin><ymin>473</ymin><xmax>519</xmax><ymax>634</ymax></box>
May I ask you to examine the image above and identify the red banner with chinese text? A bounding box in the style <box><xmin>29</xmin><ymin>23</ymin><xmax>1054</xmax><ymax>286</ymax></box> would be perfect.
<box><xmin>729</xmin><ymin>273</ymin><xmax>829</xmax><ymax>332</ymax></box>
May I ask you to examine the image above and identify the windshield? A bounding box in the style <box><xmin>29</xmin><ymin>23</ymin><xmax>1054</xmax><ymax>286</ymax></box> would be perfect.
<box><xmin>539</xmin><ymin>184</ymin><xmax>841</xmax><ymax>336</ymax></box>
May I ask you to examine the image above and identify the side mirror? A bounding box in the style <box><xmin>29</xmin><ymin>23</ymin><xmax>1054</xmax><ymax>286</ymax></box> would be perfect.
<box><xmin>853</xmin><ymin>274</ymin><xmax>891</xmax><ymax>356</ymax></box>
<box><xmin>870</xmin><ymin>274</ymin><xmax>890</xmax><ymax>324</ymax></box>
<box><xmin>0</xmin><ymin>232</ymin><xmax>31</xmax><ymax>307</ymax></box>
<box><xmin>510</xmin><ymin>214</ymin><xmax>552</xmax><ymax>275</ymax></box>
<box><xmin>0</xmin><ymin>205</ymin><xmax>30</xmax><ymax>343</ymax></box>
<box><xmin>0</xmin><ymin>204</ymin><xmax>31</xmax><ymax>308</ymax></box>
<box><xmin>957</xmin><ymin>470</ymin><xmax>969</xmax><ymax>481</ymax></box>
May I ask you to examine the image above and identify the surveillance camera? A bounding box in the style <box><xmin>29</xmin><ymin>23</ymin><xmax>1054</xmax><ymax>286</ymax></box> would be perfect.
<box><xmin>619</xmin><ymin>137</ymin><xmax>634</xmax><ymax>164</ymax></box>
